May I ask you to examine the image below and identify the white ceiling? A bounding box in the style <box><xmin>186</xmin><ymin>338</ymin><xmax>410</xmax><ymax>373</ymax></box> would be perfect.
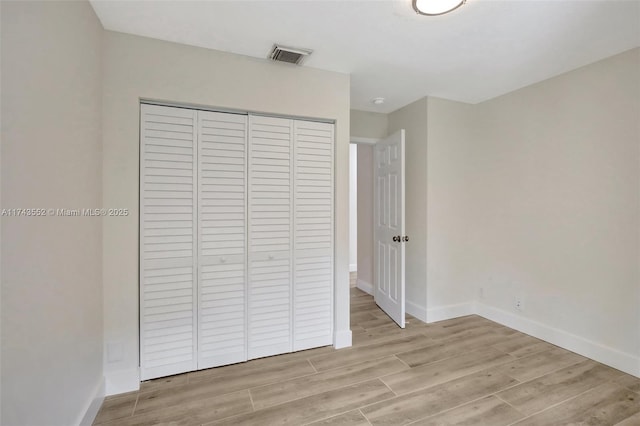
<box><xmin>90</xmin><ymin>0</ymin><xmax>640</xmax><ymax>113</ymax></box>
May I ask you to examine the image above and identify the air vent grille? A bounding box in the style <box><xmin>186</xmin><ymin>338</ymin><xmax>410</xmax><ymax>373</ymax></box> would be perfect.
<box><xmin>269</xmin><ymin>44</ymin><xmax>312</xmax><ymax>65</ymax></box>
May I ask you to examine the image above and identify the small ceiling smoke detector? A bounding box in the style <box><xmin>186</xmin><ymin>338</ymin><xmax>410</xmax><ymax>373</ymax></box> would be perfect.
<box><xmin>269</xmin><ymin>44</ymin><xmax>312</xmax><ymax>65</ymax></box>
<box><xmin>372</xmin><ymin>97</ymin><xmax>385</xmax><ymax>105</ymax></box>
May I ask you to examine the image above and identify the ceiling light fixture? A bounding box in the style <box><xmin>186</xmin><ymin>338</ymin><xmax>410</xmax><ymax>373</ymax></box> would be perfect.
<box><xmin>372</xmin><ymin>97</ymin><xmax>385</xmax><ymax>105</ymax></box>
<box><xmin>412</xmin><ymin>0</ymin><xmax>466</xmax><ymax>16</ymax></box>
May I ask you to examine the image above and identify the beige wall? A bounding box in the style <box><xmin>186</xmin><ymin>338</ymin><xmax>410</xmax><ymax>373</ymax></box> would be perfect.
<box><xmin>425</xmin><ymin>98</ymin><xmax>476</xmax><ymax>319</ymax></box>
<box><xmin>356</xmin><ymin>144</ymin><xmax>374</xmax><ymax>288</ymax></box>
<box><xmin>350</xmin><ymin>110</ymin><xmax>388</xmax><ymax>140</ymax></box>
<box><xmin>388</xmin><ymin>98</ymin><xmax>429</xmax><ymax>318</ymax></box>
<box><xmin>349</xmin><ymin>144</ymin><xmax>358</xmax><ymax>270</ymax></box>
<box><xmin>1</xmin><ymin>1</ymin><xmax>104</xmax><ymax>424</ymax></box>
<box><xmin>102</xmin><ymin>31</ymin><xmax>351</xmax><ymax>394</ymax></box>
<box><xmin>469</xmin><ymin>48</ymin><xmax>640</xmax><ymax>373</ymax></box>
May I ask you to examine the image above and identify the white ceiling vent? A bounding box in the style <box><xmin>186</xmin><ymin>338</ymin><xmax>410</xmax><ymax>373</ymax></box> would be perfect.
<box><xmin>269</xmin><ymin>44</ymin><xmax>312</xmax><ymax>65</ymax></box>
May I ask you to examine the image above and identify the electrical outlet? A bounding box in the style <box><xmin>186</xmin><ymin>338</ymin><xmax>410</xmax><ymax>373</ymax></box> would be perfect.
<box><xmin>515</xmin><ymin>297</ymin><xmax>523</xmax><ymax>311</ymax></box>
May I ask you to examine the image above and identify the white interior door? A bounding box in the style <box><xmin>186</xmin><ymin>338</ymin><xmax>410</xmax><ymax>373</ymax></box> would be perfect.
<box><xmin>373</xmin><ymin>129</ymin><xmax>406</xmax><ymax>328</ymax></box>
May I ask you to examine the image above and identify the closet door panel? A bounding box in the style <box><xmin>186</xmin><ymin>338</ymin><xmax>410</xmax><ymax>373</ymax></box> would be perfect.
<box><xmin>197</xmin><ymin>111</ymin><xmax>248</xmax><ymax>369</ymax></box>
<box><xmin>293</xmin><ymin>120</ymin><xmax>334</xmax><ymax>351</ymax></box>
<box><xmin>140</xmin><ymin>104</ymin><xmax>197</xmax><ymax>380</ymax></box>
<box><xmin>248</xmin><ymin>115</ymin><xmax>293</xmax><ymax>359</ymax></box>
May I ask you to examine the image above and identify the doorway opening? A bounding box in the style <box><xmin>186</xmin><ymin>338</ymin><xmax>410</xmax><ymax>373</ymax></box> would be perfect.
<box><xmin>349</xmin><ymin>138</ymin><xmax>377</xmax><ymax>295</ymax></box>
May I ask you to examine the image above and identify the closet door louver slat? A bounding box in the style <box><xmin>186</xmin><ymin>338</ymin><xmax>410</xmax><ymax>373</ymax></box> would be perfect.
<box><xmin>197</xmin><ymin>111</ymin><xmax>248</xmax><ymax>369</ymax></box>
<box><xmin>248</xmin><ymin>115</ymin><xmax>294</xmax><ymax>359</ymax></box>
<box><xmin>140</xmin><ymin>104</ymin><xmax>198</xmax><ymax>380</ymax></box>
<box><xmin>293</xmin><ymin>120</ymin><xmax>334</xmax><ymax>350</ymax></box>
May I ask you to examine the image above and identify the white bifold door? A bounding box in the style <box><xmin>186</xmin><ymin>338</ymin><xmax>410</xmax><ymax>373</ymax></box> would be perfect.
<box><xmin>140</xmin><ymin>104</ymin><xmax>334</xmax><ymax>381</ymax></box>
<box><xmin>140</xmin><ymin>105</ymin><xmax>199</xmax><ymax>380</ymax></box>
<box><xmin>197</xmin><ymin>111</ymin><xmax>248</xmax><ymax>370</ymax></box>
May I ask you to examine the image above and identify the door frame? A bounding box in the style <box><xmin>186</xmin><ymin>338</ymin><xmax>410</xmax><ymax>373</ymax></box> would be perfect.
<box><xmin>139</xmin><ymin>100</ymin><xmax>340</xmax><ymax>381</ymax></box>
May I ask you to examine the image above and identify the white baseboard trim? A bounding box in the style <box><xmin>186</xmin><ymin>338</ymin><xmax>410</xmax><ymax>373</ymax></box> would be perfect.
<box><xmin>356</xmin><ymin>278</ymin><xmax>373</xmax><ymax>295</ymax></box>
<box><xmin>334</xmin><ymin>329</ymin><xmax>353</xmax><ymax>349</ymax></box>
<box><xmin>475</xmin><ymin>302</ymin><xmax>640</xmax><ymax>377</ymax></box>
<box><xmin>426</xmin><ymin>302</ymin><xmax>476</xmax><ymax>323</ymax></box>
<box><xmin>406</xmin><ymin>300</ymin><xmax>428</xmax><ymax>323</ymax></box>
<box><xmin>77</xmin><ymin>376</ymin><xmax>105</xmax><ymax>426</ymax></box>
<box><xmin>105</xmin><ymin>367</ymin><xmax>140</xmax><ymax>396</ymax></box>
<box><xmin>349</xmin><ymin>264</ymin><xmax>357</xmax><ymax>272</ymax></box>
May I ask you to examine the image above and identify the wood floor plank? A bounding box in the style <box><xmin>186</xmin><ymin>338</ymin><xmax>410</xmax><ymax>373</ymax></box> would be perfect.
<box><xmin>512</xmin><ymin>382</ymin><xmax>640</xmax><ymax>425</ymax></box>
<box><xmin>396</xmin><ymin>328</ymin><xmax>511</xmax><ymax>368</ymax></box>
<box><xmin>209</xmin><ymin>379</ymin><xmax>394</xmax><ymax>426</ymax></box>
<box><xmin>410</xmin><ymin>395</ymin><xmax>525</xmax><ymax>426</ymax></box>
<box><xmin>306</xmin><ymin>410</ymin><xmax>371</xmax><ymax>425</ymax></box>
<box><xmin>615</xmin><ymin>411</ymin><xmax>640</xmax><ymax>425</ymax></box>
<box><xmin>308</xmin><ymin>334</ymin><xmax>433</xmax><ymax>372</ymax></box>
<box><xmin>351</xmin><ymin>302</ymin><xmax>383</xmax><ymax>314</ymax></box>
<box><xmin>102</xmin><ymin>390</ymin><xmax>252</xmax><ymax>426</ymax></box>
<box><xmin>616</xmin><ymin>373</ymin><xmax>640</xmax><ymax>394</ymax></box>
<box><xmin>358</xmin><ymin>316</ymin><xmax>401</xmax><ymax>330</ymax></box>
<box><xmin>487</xmin><ymin>346</ymin><xmax>586</xmax><ymax>382</ymax></box>
<box><xmin>354</xmin><ymin>321</ymin><xmax>429</xmax><ymax>341</ymax></box>
<box><xmin>361</xmin><ymin>370</ymin><xmax>518</xmax><ymax>426</ymax></box>
<box><xmin>93</xmin><ymin>392</ymin><xmax>137</xmax><ymax>424</ymax></box>
<box><xmin>136</xmin><ymin>358</ymin><xmax>315</xmax><ymax>414</ymax></box>
<box><xmin>490</xmin><ymin>333</ymin><xmax>555</xmax><ymax>358</ymax></box>
<box><xmin>352</xmin><ymin>297</ymin><xmax>376</xmax><ymax>307</ymax></box>
<box><xmin>187</xmin><ymin>356</ymin><xmax>317</xmax><ymax>385</ymax></box>
<box><xmin>420</xmin><ymin>316</ymin><xmax>501</xmax><ymax>340</ymax></box>
<box><xmin>351</xmin><ymin>312</ymin><xmax>379</xmax><ymax>324</ymax></box>
<box><xmin>250</xmin><ymin>356</ymin><xmax>409</xmax><ymax>410</ymax></box>
<box><xmin>358</xmin><ymin>314</ymin><xmax>402</xmax><ymax>334</ymax></box>
<box><xmin>139</xmin><ymin>373</ymin><xmax>188</xmax><ymax>393</ymax></box>
<box><xmin>497</xmin><ymin>360</ymin><xmax>623</xmax><ymax>416</ymax></box>
<box><xmin>352</xmin><ymin>331</ymin><xmax>378</xmax><ymax>346</ymax></box>
<box><xmin>381</xmin><ymin>347</ymin><xmax>515</xmax><ymax>395</ymax></box>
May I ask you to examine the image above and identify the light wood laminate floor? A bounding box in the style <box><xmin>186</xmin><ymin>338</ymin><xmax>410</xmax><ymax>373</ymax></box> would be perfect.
<box><xmin>94</xmin><ymin>288</ymin><xmax>640</xmax><ymax>425</ymax></box>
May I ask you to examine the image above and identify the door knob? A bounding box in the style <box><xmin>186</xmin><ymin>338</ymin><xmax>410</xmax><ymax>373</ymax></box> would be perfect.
<box><xmin>392</xmin><ymin>235</ymin><xmax>400</xmax><ymax>242</ymax></box>
<box><xmin>402</xmin><ymin>236</ymin><xmax>409</xmax><ymax>242</ymax></box>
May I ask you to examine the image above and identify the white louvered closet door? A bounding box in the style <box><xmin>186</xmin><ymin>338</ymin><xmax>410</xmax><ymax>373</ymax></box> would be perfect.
<box><xmin>197</xmin><ymin>111</ymin><xmax>248</xmax><ymax>369</ymax></box>
<box><xmin>247</xmin><ymin>115</ymin><xmax>294</xmax><ymax>359</ymax></box>
<box><xmin>141</xmin><ymin>106</ymin><xmax>335</xmax><ymax>378</ymax></box>
<box><xmin>293</xmin><ymin>120</ymin><xmax>334</xmax><ymax>351</ymax></box>
<box><xmin>140</xmin><ymin>104</ymin><xmax>198</xmax><ymax>381</ymax></box>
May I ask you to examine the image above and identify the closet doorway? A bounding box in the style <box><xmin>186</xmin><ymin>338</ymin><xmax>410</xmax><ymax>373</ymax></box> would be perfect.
<box><xmin>139</xmin><ymin>103</ymin><xmax>335</xmax><ymax>380</ymax></box>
